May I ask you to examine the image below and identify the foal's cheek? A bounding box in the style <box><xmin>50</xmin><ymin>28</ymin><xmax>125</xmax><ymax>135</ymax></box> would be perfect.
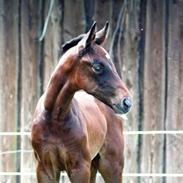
<box><xmin>75</xmin><ymin>73</ymin><xmax>92</xmax><ymax>91</ymax></box>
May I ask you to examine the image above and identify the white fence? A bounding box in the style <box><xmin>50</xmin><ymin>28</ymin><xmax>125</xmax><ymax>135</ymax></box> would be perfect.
<box><xmin>1</xmin><ymin>131</ymin><xmax>183</xmax><ymax>183</ymax></box>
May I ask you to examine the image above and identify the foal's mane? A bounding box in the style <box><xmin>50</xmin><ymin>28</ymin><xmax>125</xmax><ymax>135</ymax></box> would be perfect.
<box><xmin>62</xmin><ymin>21</ymin><xmax>109</xmax><ymax>53</ymax></box>
<box><xmin>62</xmin><ymin>34</ymin><xmax>84</xmax><ymax>53</ymax></box>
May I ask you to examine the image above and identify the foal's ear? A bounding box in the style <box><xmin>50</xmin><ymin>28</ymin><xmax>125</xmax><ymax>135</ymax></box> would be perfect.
<box><xmin>95</xmin><ymin>21</ymin><xmax>109</xmax><ymax>45</ymax></box>
<box><xmin>78</xmin><ymin>22</ymin><xmax>96</xmax><ymax>54</ymax></box>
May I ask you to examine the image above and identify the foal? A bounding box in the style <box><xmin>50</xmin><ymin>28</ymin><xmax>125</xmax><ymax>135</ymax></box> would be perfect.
<box><xmin>31</xmin><ymin>22</ymin><xmax>132</xmax><ymax>183</ymax></box>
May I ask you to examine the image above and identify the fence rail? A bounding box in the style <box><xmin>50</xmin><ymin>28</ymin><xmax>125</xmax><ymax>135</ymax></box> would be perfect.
<box><xmin>1</xmin><ymin>131</ymin><xmax>183</xmax><ymax>136</ymax></box>
<box><xmin>1</xmin><ymin>131</ymin><xmax>183</xmax><ymax>179</ymax></box>
<box><xmin>1</xmin><ymin>172</ymin><xmax>183</xmax><ymax>177</ymax></box>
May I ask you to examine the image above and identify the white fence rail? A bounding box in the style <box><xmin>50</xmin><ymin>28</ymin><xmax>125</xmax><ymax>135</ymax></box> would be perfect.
<box><xmin>1</xmin><ymin>131</ymin><xmax>183</xmax><ymax>182</ymax></box>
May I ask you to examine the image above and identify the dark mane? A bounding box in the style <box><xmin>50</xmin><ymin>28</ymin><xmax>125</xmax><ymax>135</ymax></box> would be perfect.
<box><xmin>62</xmin><ymin>21</ymin><xmax>109</xmax><ymax>53</ymax></box>
<box><xmin>62</xmin><ymin>34</ymin><xmax>85</xmax><ymax>52</ymax></box>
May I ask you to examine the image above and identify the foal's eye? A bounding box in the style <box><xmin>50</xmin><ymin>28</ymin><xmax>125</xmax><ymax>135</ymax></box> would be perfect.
<box><xmin>92</xmin><ymin>62</ymin><xmax>104</xmax><ymax>74</ymax></box>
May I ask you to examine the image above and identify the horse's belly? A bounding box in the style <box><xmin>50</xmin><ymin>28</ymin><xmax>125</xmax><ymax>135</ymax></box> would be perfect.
<box><xmin>74</xmin><ymin>91</ymin><xmax>107</xmax><ymax>159</ymax></box>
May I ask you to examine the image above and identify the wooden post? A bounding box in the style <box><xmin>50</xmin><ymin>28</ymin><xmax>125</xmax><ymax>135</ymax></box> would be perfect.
<box><xmin>63</xmin><ymin>0</ymin><xmax>84</xmax><ymax>40</ymax></box>
<box><xmin>20</xmin><ymin>0</ymin><xmax>42</xmax><ymax>182</ymax></box>
<box><xmin>121</xmin><ymin>1</ymin><xmax>141</xmax><ymax>183</ymax></box>
<box><xmin>43</xmin><ymin>0</ymin><xmax>63</xmax><ymax>91</ymax></box>
<box><xmin>141</xmin><ymin>1</ymin><xmax>166</xmax><ymax>183</ymax></box>
<box><xmin>109</xmin><ymin>0</ymin><xmax>124</xmax><ymax>77</ymax></box>
<box><xmin>166</xmin><ymin>0</ymin><xmax>183</xmax><ymax>183</ymax></box>
<box><xmin>93</xmin><ymin>0</ymin><xmax>110</xmax><ymax>50</ymax></box>
<box><xmin>0</xmin><ymin>0</ymin><xmax>19</xmax><ymax>182</ymax></box>
<box><xmin>94</xmin><ymin>0</ymin><xmax>110</xmax><ymax>30</ymax></box>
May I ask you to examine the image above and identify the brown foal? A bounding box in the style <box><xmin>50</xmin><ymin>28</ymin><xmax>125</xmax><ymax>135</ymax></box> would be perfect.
<box><xmin>31</xmin><ymin>22</ymin><xmax>132</xmax><ymax>183</ymax></box>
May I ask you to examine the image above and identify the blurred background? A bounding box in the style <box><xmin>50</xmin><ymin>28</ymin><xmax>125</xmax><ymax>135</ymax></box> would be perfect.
<box><xmin>0</xmin><ymin>0</ymin><xmax>183</xmax><ymax>183</ymax></box>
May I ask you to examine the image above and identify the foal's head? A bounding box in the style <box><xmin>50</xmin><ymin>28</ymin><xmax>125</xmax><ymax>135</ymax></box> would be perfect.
<box><xmin>61</xmin><ymin>22</ymin><xmax>132</xmax><ymax>114</ymax></box>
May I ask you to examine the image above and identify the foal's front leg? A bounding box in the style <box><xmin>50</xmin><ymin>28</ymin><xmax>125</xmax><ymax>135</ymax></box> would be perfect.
<box><xmin>67</xmin><ymin>159</ymin><xmax>91</xmax><ymax>183</ymax></box>
<box><xmin>98</xmin><ymin>155</ymin><xmax>123</xmax><ymax>183</ymax></box>
<box><xmin>98</xmin><ymin>118</ymin><xmax>124</xmax><ymax>183</ymax></box>
<box><xmin>36</xmin><ymin>163</ymin><xmax>60</xmax><ymax>183</ymax></box>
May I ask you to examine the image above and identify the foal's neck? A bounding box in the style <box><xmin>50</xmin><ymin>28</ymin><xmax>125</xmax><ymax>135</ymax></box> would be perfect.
<box><xmin>43</xmin><ymin>56</ymin><xmax>76</xmax><ymax>120</ymax></box>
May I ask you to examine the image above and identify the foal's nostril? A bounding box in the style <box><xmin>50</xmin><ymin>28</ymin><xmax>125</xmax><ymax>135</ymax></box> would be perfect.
<box><xmin>112</xmin><ymin>97</ymin><xmax>132</xmax><ymax>114</ymax></box>
<box><xmin>121</xmin><ymin>97</ymin><xmax>132</xmax><ymax>111</ymax></box>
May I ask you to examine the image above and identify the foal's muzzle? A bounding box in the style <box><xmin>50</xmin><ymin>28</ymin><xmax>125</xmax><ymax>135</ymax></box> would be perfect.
<box><xmin>112</xmin><ymin>96</ymin><xmax>132</xmax><ymax>114</ymax></box>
